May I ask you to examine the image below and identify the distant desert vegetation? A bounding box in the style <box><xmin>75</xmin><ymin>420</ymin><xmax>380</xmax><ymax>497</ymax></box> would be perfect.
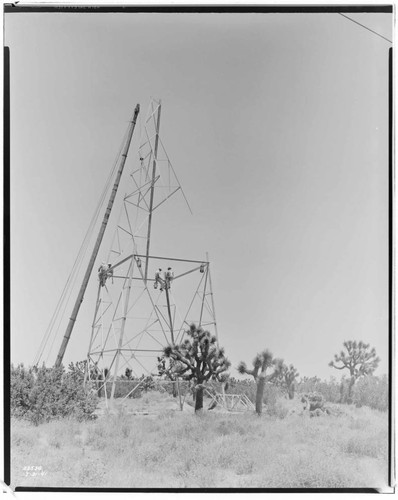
<box><xmin>10</xmin><ymin>338</ymin><xmax>388</xmax><ymax>489</ymax></box>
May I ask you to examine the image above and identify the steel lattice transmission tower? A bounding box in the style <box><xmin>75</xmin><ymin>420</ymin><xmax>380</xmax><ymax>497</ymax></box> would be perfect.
<box><xmin>85</xmin><ymin>99</ymin><xmax>219</xmax><ymax>400</ymax></box>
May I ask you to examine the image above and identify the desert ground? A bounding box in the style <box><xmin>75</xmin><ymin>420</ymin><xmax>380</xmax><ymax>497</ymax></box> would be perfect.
<box><xmin>11</xmin><ymin>391</ymin><xmax>388</xmax><ymax>489</ymax></box>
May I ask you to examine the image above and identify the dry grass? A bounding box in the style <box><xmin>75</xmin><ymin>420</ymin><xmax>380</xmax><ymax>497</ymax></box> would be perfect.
<box><xmin>11</xmin><ymin>392</ymin><xmax>388</xmax><ymax>489</ymax></box>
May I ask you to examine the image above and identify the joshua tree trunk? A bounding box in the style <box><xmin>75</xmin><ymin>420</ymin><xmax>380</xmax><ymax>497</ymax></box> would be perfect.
<box><xmin>339</xmin><ymin>380</ymin><xmax>345</xmax><ymax>403</ymax></box>
<box><xmin>195</xmin><ymin>386</ymin><xmax>204</xmax><ymax>413</ymax></box>
<box><xmin>288</xmin><ymin>385</ymin><xmax>295</xmax><ymax>400</ymax></box>
<box><xmin>347</xmin><ymin>375</ymin><xmax>355</xmax><ymax>404</ymax></box>
<box><xmin>172</xmin><ymin>381</ymin><xmax>177</xmax><ymax>398</ymax></box>
<box><xmin>256</xmin><ymin>377</ymin><xmax>265</xmax><ymax>415</ymax></box>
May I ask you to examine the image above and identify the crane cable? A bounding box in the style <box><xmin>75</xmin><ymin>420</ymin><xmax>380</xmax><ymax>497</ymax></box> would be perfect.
<box><xmin>40</xmin><ymin>124</ymin><xmax>130</xmax><ymax>365</ymax></box>
<box><xmin>34</xmin><ymin>124</ymin><xmax>132</xmax><ymax>367</ymax></box>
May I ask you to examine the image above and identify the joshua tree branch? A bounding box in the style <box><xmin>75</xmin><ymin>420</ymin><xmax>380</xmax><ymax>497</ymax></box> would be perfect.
<box><xmin>168</xmin><ymin>350</ymin><xmax>195</xmax><ymax>372</ymax></box>
<box><xmin>329</xmin><ymin>362</ymin><xmax>346</xmax><ymax>370</ymax></box>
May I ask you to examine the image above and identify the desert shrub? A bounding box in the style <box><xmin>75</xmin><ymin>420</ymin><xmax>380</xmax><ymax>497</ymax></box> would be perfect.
<box><xmin>297</xmin><ymin>377</ymin><xmax>340</xmax><ymax>403</ymax></box>
<box><xmin>234</xmin><ymin>384</ymin><xmax>286</xmax><ymax>418</ymax></box>
<box><xmin>10</xmin><ymin>363</ymin><xmax>35</xmax><ymax>418</ymax></box>
<box><xmin>263</xmin><ymin>384</ymin><xmax>283</xmax><ymax>406</ymax></box>
<box><xmin>352</xmin><ymin>375</ymin><xmax>388</xmax><ymax>412</ymax></box>
<box><xmin>62</xmin><ymin>364</ymin><xmax>99</xmax><ymax>421</ymax></box>
<box><xmin>317</xmin><ymin>380</ymin><xmax>341</xmax><ymax>403</ymax></box>
<box><xmin>267</xmin><ymin>398</ymin><xmax>289</xmax><ymax>419</ymax></box>
<box><xmin>340</xmin><ymin>429</ymin><xmax>386</xmax><ymax>459</ymax></box>
<box><xmin>297</xmin><ymin>376</ymin><xmax>321</xmax><ymax>393</ymax></box>
<box><xmin>11</xmin><ymin>363</ymin><xmax>98</xmax><ymax>425</ymax></box>
<box><xmin>301</xmin><ymin>392</ymin><xmax>324</xmax><ymax>411</ymax></box>
<box><xmin>297</xmin><ymin>374</ymin><xmax>388</xmax><ymax>410</ymax></box>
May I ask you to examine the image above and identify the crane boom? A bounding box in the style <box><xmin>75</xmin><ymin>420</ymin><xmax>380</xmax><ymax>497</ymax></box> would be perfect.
<box><xmin>54</xmin><ymin>104</ymin><xmax>140</xmax><ymax>368</ymax></box>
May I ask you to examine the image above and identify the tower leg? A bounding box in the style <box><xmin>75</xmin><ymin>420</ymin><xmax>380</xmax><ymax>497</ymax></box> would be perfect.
<box><xmin>164</xmin><ymin>285</ymin><xmax>183</xmax><ymax>410</ymax></box>
<box><xmin>110</xmin><ymin>258</ymin><xmax>135</xmax><ymax>403</ymax></box>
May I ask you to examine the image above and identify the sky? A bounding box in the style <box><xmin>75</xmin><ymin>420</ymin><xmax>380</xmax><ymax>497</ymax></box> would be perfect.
<box><xmin>5</xmin><ymin>9</ymin><xmax>392</xmax><ymax>381</ymax></box>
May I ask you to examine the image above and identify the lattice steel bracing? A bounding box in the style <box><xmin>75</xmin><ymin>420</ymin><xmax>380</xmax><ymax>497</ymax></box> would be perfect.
<box><xmin>85</xmin><ymin>99</ymin><xmax>218</xmax><ymax>399</ymax></box>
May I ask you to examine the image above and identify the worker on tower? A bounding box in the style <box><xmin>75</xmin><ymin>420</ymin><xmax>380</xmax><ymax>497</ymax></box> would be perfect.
<box><xmin>154</xmin><ymin>268</ymin><xmax>163</xmax><ymax>291</ymax></box>
<box><xmin>165</xmin><ymin>267</ymin><xmax>174</xmax><ymax>289</ymax></box>
<box><xmin>98</xmin><ymin>262</ymin><xmax>108</xmax><ymax>287</ymax></box>
<box><xmin>107</xmin><ymin>264</ymin><xmax>114</xmax><ymax>284</ymax></box>
<box><xmin>200</xmin><ymin>263</ymin><xmax>205</xmax><ymax>273</ymax></box>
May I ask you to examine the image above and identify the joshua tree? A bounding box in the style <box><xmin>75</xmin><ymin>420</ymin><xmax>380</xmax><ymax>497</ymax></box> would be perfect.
<box><xmin>275</xmin><ymin>363</ymin><xmax>299</xmax><ymax>399</ymax></box>
<box><xmin>157</xmin><ymin>355</ymin><xmax>181</xmax><ymax>397</ymax></box>
<box><xmin>238</xmin><ymin>350</ymin><xmax>283</xmax><ymax>415</ymax></box>
<box><xmin>329</xmin><ymin>341</ymin><xmax>379</xmax><ymax>403</ymax></box>
<box><xmin>163</xmin><ymin>324</ymin><xmax>230</xmax><ymax>413</ymax></box>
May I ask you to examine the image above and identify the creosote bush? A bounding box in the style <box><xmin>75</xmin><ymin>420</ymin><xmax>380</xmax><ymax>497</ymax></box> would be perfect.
<box><xmin>352</xmin><ymin>375</ymin><xmax>388</xmax><ymax>412</ymax></box>
<box><xmin>297</xmin><ymin>375</ymin><xmax>388</xmax><ymax>412</ymax></box>
<box><xmin>11</xmin><ymin>363</ymin><xmax>98</xmax><ymax>425</ymax></box>
<box><xmin>262</xmin><ymin>384</ymin><xmax>286</xmax><ymax>416</ymax></box>
<box><xmin>297</xmin><ymin>376</ymin><xmax>341</xmax><ymax>404</ymax></box>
